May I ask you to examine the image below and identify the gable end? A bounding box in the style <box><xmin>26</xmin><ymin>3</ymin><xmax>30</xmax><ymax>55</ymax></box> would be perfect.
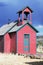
<box><xmin>16</xmin><ymin>23</ymin><xmax>38</xmax><ymax>33</ymax></box>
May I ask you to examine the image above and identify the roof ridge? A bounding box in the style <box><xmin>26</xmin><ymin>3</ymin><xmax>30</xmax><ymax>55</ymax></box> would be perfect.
<box><xmin>9</xmin><ymin>21</ymin><xmax>38</xmax><ymax>33</ymax></box>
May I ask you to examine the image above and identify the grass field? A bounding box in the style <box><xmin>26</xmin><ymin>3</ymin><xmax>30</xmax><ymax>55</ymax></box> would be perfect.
<box><xmin>0</xmin><ymin>53</ymin><xmax>43</xmax><ymax>65</ymax></box>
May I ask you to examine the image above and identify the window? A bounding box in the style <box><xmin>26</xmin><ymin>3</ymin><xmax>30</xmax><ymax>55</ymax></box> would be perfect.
<box><xmin>24</xmin><ymin>34</ymin><xmax>30</xmax><ymax>51</ymax></box>
<box><xmin>24</xmin><ymin>48</ymin><xmax>29</xmax><ymax>51</ymax></box>
<box><xmin>24</xmin><ymin>34</ymin><xmax>29</xmax><ymax>38</ymax></box>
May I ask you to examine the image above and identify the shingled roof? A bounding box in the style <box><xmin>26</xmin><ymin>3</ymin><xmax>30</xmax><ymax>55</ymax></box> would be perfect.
<box><xmin>9</xmin><ymin>20</ymin><xmax>38</xmax><ymax>33</ymax></box>
<box><xmin>0</xmin><ymin>20</ymin><xmax>38</xmax><ymax>36</ymax></box>
<box><xmin>0</xmin><ymin>22</ymin><xmax>17</xmax><ymax>36</ymax></box>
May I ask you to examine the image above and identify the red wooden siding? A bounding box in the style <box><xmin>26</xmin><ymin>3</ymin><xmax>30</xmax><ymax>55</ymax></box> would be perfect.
<box><xmin>4</xmin><ymin>33</ymin><xmax>11</xmax><ymax>53</ymax></box>
<box><xmin>4</xmin><ymin>32</ymin><xmax>16</xmax><ymax>53</ymax></box>
<box><xmin>17</xmin><ymin>24</ymin><xmax>36</xmax><ymax>54</ymax></box>
<box><xmin>10</xmin><ymin>32</ymin><xmax>16</xmax><ymax>53</ymax></box>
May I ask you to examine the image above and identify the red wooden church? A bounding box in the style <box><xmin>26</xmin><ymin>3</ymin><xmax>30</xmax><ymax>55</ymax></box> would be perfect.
<box><xmin>0</xmin><ymin>6</ymin><xmax>38</xmax><ymax>54</ymax></box>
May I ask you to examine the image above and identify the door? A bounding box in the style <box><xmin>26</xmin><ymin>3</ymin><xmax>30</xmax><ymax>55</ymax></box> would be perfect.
<box><xmin>24</xmin><ymin>34</ymin><xmax>30</xmax><ymax>52</ymax></box>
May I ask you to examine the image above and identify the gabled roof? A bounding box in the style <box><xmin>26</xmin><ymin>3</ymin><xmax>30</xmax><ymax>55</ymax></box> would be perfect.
<box><xmin>9</xmin><ymin>20</ymin><xmax>38</xmax><ymax>33</ymax></box>
<box><xmin>0</xmin><ymin>22</ymin><xmax>17</xmax><ymax>36</ymax></box>
<box><xmin>17</xmin><ymin>6</ymin><xmax>33</xmax><ymax>14</ymax></box>
<box><xmin>0</xmin><ymin>20</ymin><xmax>38</xmax><ymax>36</ymax></box>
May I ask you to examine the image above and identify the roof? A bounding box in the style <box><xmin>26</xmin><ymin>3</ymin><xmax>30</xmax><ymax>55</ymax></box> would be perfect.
<box><xmin>0</xmin><ymin>22</ymin><xmax>17</xmax><ymax>36</ymax></box>
<box><xmin>0</xmin><ymin>20</ymin><xmax>38</xmax><ymax>36</ymax></box>
<box><xmin>17</xmin><ymin>6</ymin><xmax>33</xmax><ymax>14</ymax></box>
<box><xmin>9</xmin><ymin>20</ymin><xmax>38</xmax><ymax>33</ymax></box>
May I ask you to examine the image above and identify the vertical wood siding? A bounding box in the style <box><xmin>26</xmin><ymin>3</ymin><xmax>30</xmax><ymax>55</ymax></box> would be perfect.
<box><xmin>4</xmin><ymin>32</ymin><xmax>16</xmax><ymax>53</ymax></box>
<box><xmin>17</xmin><ymin>24</ymin><xmax>36</xmax><ymax>54</ymax></box>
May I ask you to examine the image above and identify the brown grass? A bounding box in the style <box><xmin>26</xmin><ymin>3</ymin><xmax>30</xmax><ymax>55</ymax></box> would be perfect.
<box><xmin>0</xmin><ymin>53</ymin><xmax>43</xmax><ymax>65</ymax></box>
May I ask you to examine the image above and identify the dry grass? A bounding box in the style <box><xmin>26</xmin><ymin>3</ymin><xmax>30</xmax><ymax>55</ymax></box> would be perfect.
<box><xmin>0</xmin><ymin>53</ymin><xmax>43</xmax><ymax>65</ymax></box>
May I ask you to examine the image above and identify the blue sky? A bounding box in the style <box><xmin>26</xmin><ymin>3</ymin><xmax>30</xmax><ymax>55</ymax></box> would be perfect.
<box><xmin>35</xmin><ymin>25</ymin><xmax>43</xmax><ymax>36</ymax></box>
<box><xmin>0</xmin><ymin>0</ymin><xmax>43</xmax><ymax>35</ymax></box>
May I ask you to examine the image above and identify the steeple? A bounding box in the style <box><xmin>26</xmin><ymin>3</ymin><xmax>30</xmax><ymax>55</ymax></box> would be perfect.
<box><xmin>17</xmin><ymin>6</ymin><xmax>33</xmax><ymax>25</ymax></box>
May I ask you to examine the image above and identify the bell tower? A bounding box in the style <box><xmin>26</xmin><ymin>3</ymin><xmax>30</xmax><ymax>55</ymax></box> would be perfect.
<box><xmin>17</xmin><ymin>6</ymin><xmax>33</xmax><ymax>25</ymax></box>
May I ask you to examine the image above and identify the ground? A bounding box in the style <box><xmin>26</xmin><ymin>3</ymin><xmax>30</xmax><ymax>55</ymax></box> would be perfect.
<box><xmin>0</xmin><ymin>53</ymin><xmax>43</xmax><ymax>65</ymax></box>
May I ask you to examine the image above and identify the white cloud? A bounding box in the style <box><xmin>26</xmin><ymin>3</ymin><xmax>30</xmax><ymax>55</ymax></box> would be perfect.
<box><xmin>35</xmin><ymin>25</ymin><xmax>43</xmax><ymax>28</ymax></box>
<box><xmin>35</xmin><ymin>25</ymin><xmax>43</xmax><ymax>36</ymax></box>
